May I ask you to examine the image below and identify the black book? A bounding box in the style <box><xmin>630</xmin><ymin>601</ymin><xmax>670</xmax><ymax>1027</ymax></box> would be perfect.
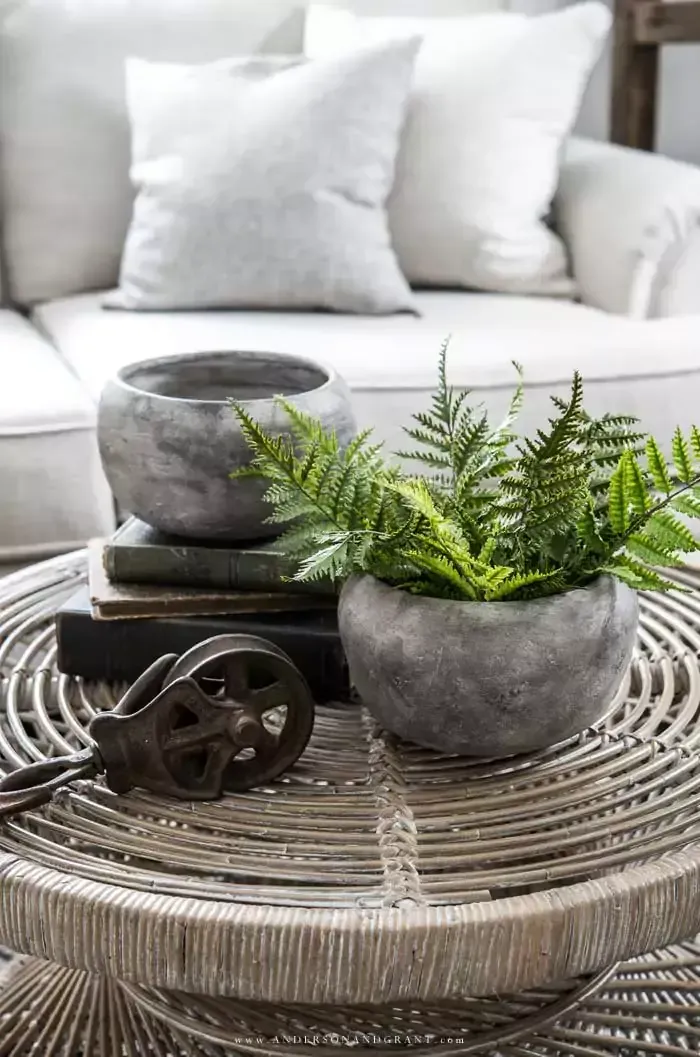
<box><xmin>55</xmin><ymin>587</ymin><xmax>349</xmax><ymax>704</ymax></box>
<box><xmin>102</xmin><ymin>518</ymin><xmax>334</xmax><ymax>596</ymax></box>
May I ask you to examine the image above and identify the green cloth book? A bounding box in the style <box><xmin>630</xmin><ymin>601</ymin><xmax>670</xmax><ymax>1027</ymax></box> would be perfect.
<box><xmin>102</xmin><ymin>518</ymin><xmax>335</xmax><ymax>597</ymax></box>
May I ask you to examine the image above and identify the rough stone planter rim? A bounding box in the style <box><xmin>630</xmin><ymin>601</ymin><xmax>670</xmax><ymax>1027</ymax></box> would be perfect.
<box><xmin>114</xmin><ymin>350</ymin><xmax>340</xmax><ymax>407</ymax></box>
<box><xmin>345</xmin><ymin>571</ymin><xmax>622</xmax><ymax>604</ymax></box>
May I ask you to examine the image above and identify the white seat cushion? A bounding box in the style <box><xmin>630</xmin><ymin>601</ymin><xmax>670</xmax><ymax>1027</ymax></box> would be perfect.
<box><xmin>0</xmin><ymin>310</ymin><xmax>115</xmax><ymax>559</ymax></box>
<box><xmin>33</xmin><ymin>291</ymin><xmax>700</xmax><ymax>455</ymax></box>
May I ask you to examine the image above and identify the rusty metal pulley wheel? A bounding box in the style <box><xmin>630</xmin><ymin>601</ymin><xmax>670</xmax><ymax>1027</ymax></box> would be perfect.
<box><xmin>162</xmin><ymin>635</ymin><xmax>316</xmax><ymax>793</ymax></box>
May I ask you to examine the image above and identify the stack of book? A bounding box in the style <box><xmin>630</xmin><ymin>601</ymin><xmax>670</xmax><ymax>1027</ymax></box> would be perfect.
<box><xmin>55</xmin><ymin>518</ymin><xmax>348</xmax><ymax>701</ymax></box>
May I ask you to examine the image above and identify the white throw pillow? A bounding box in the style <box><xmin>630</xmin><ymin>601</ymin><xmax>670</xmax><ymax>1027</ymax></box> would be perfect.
<box><xmin>305</xmin><ymin>3</ymin><xmax>612</xmax><ymax>297</ymax></box>
<box><xmin>110</xmin><ymin>39</ymin><xmax>420</xmax><ymax>314</ymax></box>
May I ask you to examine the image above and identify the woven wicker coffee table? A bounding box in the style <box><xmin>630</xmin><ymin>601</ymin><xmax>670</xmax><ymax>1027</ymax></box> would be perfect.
<box><xmin>1</xmin><ymin>553</ymin><xmax>700</xmax><ymax>1056</ymax></box>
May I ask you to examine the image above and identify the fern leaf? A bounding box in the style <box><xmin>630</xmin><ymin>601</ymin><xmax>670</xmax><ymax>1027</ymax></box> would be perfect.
<box><xmin>486</xmin><ymin>569</ymin><xmax>566</xmax><ymax>601</ymax></box>
<box><xmin>691</xmin><ymin>425</ymin><xmax>700</xmax><ymax>461</ymax></box>
<box><xmin>491</xmin><ymin>362</ymin><xmax>524</xmax><ymax>439</ymax></box>
<box><xmin>297</xmin><ymin>441</ymin><xmax>322</xmax><ymax>484</ymax></box>
<box><xmin>394</xmin><ymin>449</ymin><xmax>451</xmax><ymax>468</ymax></box>
<box><xmin>275</xmin><ymin>398</ymin><xmax>329</xmax><ymax>448</ymax></box>
<box><xmin>274</xmin><ymin>523</ymin><xmax>326</xmax><ymax>556</ymax></box>
<box><xmin>607</xmin><ymin>459</ymin><xmax>630</xmax><ymax>534</ymax></box>
<box><xmin>402</xmin><ymin>550</ymin><xmax>478</xmax><ymax>600</ymax></box>
<box><xmin>480</xmin><ymin>567</ymin><xmax>515</xmax><ymax>593</ymax></box>
<box><xmin>540</xmin><ymin>371</ymin><xmax>584</xmax><ymax>456</ymax></box>
<box><xmin>453</xmin><ymin>414</ymin><xmax>491</xmax><ymax>476</ymax></box>
<box><xmin>622</xmin><ymin>451</ymin><xmax>650</xmax><ymax>514</ymax></box>
<box><xmin>342</xmin><ymin>428</ymin><xmax>377</xmax><ymax>463</ymax></box>
<box><xmin>672</xmin><ymin>493</ymin><xmax>700</xmax><ymax>518</ymax></box>
<box><xmin>646</xmin><ymin>510</ymin><xmax>699</xmax><ymax>553</ymax></box>
<box><xmin>626</xmin><ymin>532</ymin><xmax>680</xmax><ymax>567</ymax></box>
<box><xmin>434</xmin><ymin>336</ymin><xmax>453</xmax><ymax>424</ymax></box>
<box><xmin>404</xmin><ymin>417</ymin><xmax>450</xmax><ymax>445</ymax></box>
<box><xmin>391</xmin><ymin>478</ymin><xmax>446</xmax><ymax>524</ymax></box>
<box><xmin>263</xmin><ymin>492</ymin><xmax>322</xmax><ymax>524</ymax></box>
<box><xmin>603</xmin><ymin>557</ymin><xmax>677</xmax><ymax>592</ymax></box>
<box><xmin>645</xmin><ymin>436</ymin><xmax>673</xmax><ymax>494</ymax></box>
<box><xmin>478</xmin><ymin>538</ymin><xmax>497</xmax><ymax>564</ymax></box>
<box><xmin>577</xmin><ymin>499</ymin><xmax>606</xmax><ymax>554</ymax></box>
<box><xmin>672</xmin><ymin>427</ymin><xmax>694</xmax><ymax>483</ymax></box>
<box><xmin>293</xmin><ymin>535</ymin><xmax>353</xmax><ymax>582</ymax></box>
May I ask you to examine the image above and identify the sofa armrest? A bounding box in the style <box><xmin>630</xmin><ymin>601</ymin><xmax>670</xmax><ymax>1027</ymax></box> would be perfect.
<box><xmin>555</xmin><ymin>137</ymin><xmax>700</xmax><ymax>318</ymax></box>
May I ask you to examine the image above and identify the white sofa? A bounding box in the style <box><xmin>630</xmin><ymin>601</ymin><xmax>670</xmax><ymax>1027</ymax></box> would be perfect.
<box><xmin>2</xmin><ymin>0</ymin><xmax>700</xmax><ymax>561</ymax></box>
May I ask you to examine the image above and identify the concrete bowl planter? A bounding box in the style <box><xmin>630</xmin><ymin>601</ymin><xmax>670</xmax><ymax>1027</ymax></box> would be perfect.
<box><xmin>98</xmin><ymin>351</ymin><xmax>356</xmax><ymax>541</ymax></box>
<box><xmin>338</xmin><ymin>574</ymin><xmax>639</xmax><ymax>757</ymax></box>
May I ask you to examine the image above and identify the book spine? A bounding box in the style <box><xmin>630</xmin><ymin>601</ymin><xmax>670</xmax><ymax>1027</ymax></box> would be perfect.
<box><xmin>104</xmin><ymin>541</ymin><xmax>231</xmax><ymax>589</ymax></box>
<box><xmin>105</xmin><ymin>542</ymin><xmax>335</xmax><ymax>596</ymax></box>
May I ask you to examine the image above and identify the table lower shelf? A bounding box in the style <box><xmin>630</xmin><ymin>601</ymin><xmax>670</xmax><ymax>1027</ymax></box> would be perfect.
<box><xmin>1</xmin><ymin>940</ymin><xmax>699</xmax><ymax>1057</ymax></box>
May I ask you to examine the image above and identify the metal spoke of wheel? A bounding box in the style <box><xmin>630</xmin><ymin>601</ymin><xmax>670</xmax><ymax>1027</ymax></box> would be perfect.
<box><xmin>223</xmin><ymin>658</ymin><xmax>249</xmax><ymax>703</ymax></box>
<box><xmin>248</xmin><ymin>681</ymin><xmax>290</xmax><ymax>714</ymax></box>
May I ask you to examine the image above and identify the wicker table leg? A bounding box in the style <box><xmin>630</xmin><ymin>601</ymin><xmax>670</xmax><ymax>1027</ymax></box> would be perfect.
<box><xmin>2</xmin><ymin>941</ymin><xmax>699</xmax><ymax>1056</ymax></box>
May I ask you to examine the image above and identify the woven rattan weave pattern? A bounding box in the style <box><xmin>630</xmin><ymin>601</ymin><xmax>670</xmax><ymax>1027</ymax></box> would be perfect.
<box><xmin>0</xmin><ymin>555</ymin><xmax>700</xmax><ymax>1017</ymax></box>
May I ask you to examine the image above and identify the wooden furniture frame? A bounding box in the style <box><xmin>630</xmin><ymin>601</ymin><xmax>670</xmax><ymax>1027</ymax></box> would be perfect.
<box><xmin>612</xmin><ymin>0</ymin><xmax>700</xmax><ymax>150</ymax></box>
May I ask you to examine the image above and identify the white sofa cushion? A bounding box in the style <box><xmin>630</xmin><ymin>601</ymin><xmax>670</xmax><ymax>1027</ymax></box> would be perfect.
<box><xmin>0</xmin><ymin>310</ymin><xmax>115</xmax><ymax>559</ymax></box>
<box><xmin>557</xmin><ymin>138</ymin><xmax>700</xmax><ymax>318</ymax></box>
<box><xmin>305</xmin><ymin>3</ymin><xmax>611</xmax><ymax>296</ymax></box>
<box><xmin>0</xmin><ymin>0</ymin><xmax>305</xmax><ymax>306</ymax></box>
<box><xmin>33</xmin><ymin>292</ymin><xmax>700</xmax><ymax>458</ymax></box>
<box><xmin>111</xmin><ymin>41</ymin><xmax>419</xmax><ymax>314</ymax></box>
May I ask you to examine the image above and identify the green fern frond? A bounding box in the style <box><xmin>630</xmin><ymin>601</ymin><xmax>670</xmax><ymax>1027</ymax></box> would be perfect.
<box><xmin>485</xmin><ymin>569</ymin><xmax>566</xmax><ymax>601</ymax></box>
<box><xmin>622</xmin><ymin>451</ymin><xmax>650</xmax><ymax>514</ymax></box>
<box><xmin>231</xmin><ymin>402</ymin><xmax>296</xmax><ymax>475</ymax></box>
<box><xmin>645</xmin><ymin>436</ymin><xmax>673</xmax><ymax>494</ymax></box>
<box><xmin>498</xmin><ymin>389</ymin><xmax>591</xmax><ymax>549</ymax></box>
<box><xmin>603</xmin><ymin>556</ymin><xmax>678</xmax><ymax>592</ymax></box>
<box><xmin>402</xmin><ymin>550</ymin><xmax>478</xmax><ymax>600</ymax></box>
<box><xmin>645</xmin><ymin>509</ymin><xmax>699</xmax><ymax>553</ymax></box>
<box><xmin>691</xmin><ymin>425</ymin><xmax>700</xmax><ymax>461</ymax></box>
<box><xmin>292</xmin><ymin>535</ymin><xmax>354</xmax><ymax>582</ymax></box>
<box><xmin>625</xmin><ymin>532</ymin><xmax>680</xmax><ymax>567</ymax></box>
<box><xmin>490</xmin><ymin>362</ymin><xmax>524</xmax><ymax>442</ymax></box>
<box><xmin>540</xmin><ymin>371</ymin><xmax>584</xmax><ymax>456</ymax></box>
<box><xmin>672</xmin><ymin>493</ymin><xmax>700</xmax><ymax>518</ymax></box>
<box><xmin>394</xmin><ymin>448</ymin><xmax>452</xmax><ymax>468</ymax></box>
<box><xmin>273</xmin><ymin>398</ymin><xmax>335</xmax><ymax>450</ymax></box>
<box><xmin>478</xmin><ymin>538</ymin><xmax>497</xmax><ymax>563</ymax></box>
<box><xmin>453</xmin><ymin>414</ymin><xmax>491</xmax><ymax>476</ymax></box>
<box><xmin>672</xmin><ymin>427</ymin><xmax>694</xmax><ymax>483</ymax></box>
<box><xmin>434</xmin><ymin>336</ymin><xmax>453</xmax><ymax>424</ymax></box>
<box><xmin>404</xmin><ymin>416</ymin><xmax>450</xmax><ymax>447</ymax></box>
<box><xmin>577</xmin><ymin>499</ymin><xmax>607</xmax><ymax>554</ymax></box>
<box><xmin>607</xmin><ymin>459</ymin><xmax>631</xmax><ymax>534</ymax></box>
<box><xmin>391</xmin><ymin>477</ymin><xmax>447</xmax><ymax>524</ymax></box>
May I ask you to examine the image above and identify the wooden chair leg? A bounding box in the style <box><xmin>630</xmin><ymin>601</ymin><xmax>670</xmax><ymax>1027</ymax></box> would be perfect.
<box><xmin>611</xmin><ymin>0</ymin><xmax>659</xmax><ymax>151</ymax></box>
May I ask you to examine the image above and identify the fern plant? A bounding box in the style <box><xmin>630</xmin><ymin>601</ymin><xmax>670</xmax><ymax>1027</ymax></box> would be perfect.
<box><xmin>231</xmin><ymin>340</ymin><xmax>700</xmax><ymax>601</ymax></box>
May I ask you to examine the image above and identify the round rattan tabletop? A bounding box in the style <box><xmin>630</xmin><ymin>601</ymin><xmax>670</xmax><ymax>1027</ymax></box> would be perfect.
<box><xmin>1</xmin><ymin>554</ymin><xmax>700</xmax><ymax>1025</ymax></box>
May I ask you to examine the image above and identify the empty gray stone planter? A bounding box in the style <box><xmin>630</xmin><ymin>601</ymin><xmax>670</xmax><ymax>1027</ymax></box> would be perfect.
<box><xmin>98</xmin><ymin>351</ymin><xmax>355</xmax><ymax>541</ymax></box>
<box><xmin>338</xmin><ymin>574</ymin><xmax>638</xmax><ymax>757</ymax></box>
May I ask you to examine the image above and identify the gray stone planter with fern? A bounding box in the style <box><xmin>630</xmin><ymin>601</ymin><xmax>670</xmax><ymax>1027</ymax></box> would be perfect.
<box><xmin>339</xmin><ymin>573</ymin><xmax>638</xmax><ymax>756</ymax></box>
<box><xmin>233</xmin><ymin>340</ymin><xmax>700</xmax><ymax>756</ymax></box>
